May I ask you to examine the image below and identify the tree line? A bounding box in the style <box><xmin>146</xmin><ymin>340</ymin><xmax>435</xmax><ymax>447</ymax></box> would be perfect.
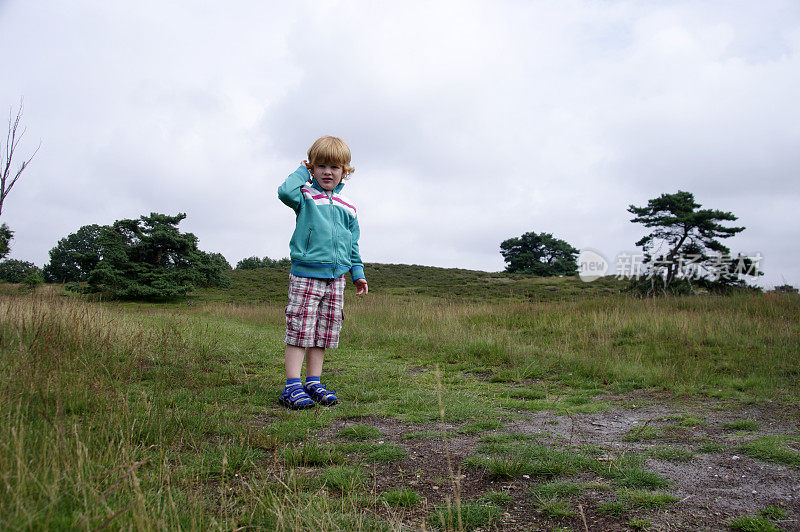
<box><xmin>0</xmin><ymin>212</ymin><xmax>297</xmax><ymax>300</ymax></box>
<box><xmin>0</xmin><ymin>191</ymin><xmax>768</xmax><ymax>300</ymax></box>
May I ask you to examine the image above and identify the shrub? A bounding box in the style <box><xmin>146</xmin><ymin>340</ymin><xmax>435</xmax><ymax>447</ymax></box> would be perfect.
<box><xmin>0</xmin><ymin>259</ymin><xmax>42</xmax><ymax>283</ymax></box>
<box><xmin>21</xmin><ymin>272</ymin><xmax>44</xmax><ymax>290</ymax></box>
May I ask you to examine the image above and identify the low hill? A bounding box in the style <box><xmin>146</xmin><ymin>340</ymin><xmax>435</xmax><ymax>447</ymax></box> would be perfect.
<box><xmin>192</xmin><ymin>263</ymin><xmax>626</xmax><ymax>303</ymax></box>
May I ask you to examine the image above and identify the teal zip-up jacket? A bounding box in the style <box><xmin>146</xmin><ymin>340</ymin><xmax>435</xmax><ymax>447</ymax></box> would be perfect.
<box><xmin>278</xmin><ymin>166</ymin><xmax>365</xmax><ymax>283</ymax></box>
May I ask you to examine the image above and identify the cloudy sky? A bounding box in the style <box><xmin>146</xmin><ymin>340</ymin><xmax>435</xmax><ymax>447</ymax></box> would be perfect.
<box><xmin>1</xmin><ymin>1</ymin><xmax>798</xmax><ymax>288</ymax></box>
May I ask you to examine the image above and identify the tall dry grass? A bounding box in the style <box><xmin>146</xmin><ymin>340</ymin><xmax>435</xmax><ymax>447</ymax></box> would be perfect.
<box><xmin>0</xmin><ymin>293</ymin><xmax>228</xmax><ymax>529</ymax></box>
<box><xmin>0</xmin><ymin>293</ymin><xmax>400</xmax><ymax>530</ymax></box>
<box><xmin>345</xmin><ymin>292</ymin><xmax>800</xmax><ymax>396</ymax></box>
<box><xmin>2</xmin><ymin>288</ymin><xmax>797</xmax><ymax>528</ymax></box>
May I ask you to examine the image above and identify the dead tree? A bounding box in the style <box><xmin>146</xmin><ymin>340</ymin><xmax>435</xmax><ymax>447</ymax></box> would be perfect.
<box><xmin>1</xmin><ymin>98</ymin><xmax>40</xmax><ymax>219</ymax></box>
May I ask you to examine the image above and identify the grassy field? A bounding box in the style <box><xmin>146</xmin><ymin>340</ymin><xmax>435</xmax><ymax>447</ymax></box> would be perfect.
<box><xmin>196</xmin><ymin>263</ymin><xmax>627</xmax><ymax>303</ymax></box>
<box><xmin>1</xmin><ymin>266</ymin><xmax>798</xmax><ymax>530</ymax></box>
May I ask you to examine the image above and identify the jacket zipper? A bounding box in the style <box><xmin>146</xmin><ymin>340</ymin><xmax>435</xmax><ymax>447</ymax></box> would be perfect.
<box><xmin>329</xmin><ymin>193</ymin><xmax>337</xmax><ymax>277</ymax></box>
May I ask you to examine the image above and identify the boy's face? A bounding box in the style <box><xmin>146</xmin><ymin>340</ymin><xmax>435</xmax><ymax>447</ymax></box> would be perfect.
<box><xmin>310</xmin><ymin>162</ymin><xmax>343</xmax><ymax>191</ymax></box>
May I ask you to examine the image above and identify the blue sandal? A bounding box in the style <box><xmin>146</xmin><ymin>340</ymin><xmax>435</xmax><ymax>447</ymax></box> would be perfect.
<box><xmin>304</xmin><ymin>382</ymin><xmax>339</xmax><ymax>406</ymax></box>
<box><xmin>278</xmin><ymin>386</ymin><xmax>315</xmax><ymax>410</ymax></box>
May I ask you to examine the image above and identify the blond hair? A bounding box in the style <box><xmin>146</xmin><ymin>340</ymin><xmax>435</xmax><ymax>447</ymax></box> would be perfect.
<box><xmin>307</xmin><ymin>136</ymin><xmax>355</xmax><ymax>178</ymax></box>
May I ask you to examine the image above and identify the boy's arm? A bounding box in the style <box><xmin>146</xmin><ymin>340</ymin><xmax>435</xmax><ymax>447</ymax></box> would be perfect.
<box><xmin>349</xmin><ymin>216</ymin><xmax>366</xmax><ymax>290</ymax></box>
<box><xmin>277</xmin><ymin>165</ymin><xmax>312</xmax><ymax>212</ymax></box>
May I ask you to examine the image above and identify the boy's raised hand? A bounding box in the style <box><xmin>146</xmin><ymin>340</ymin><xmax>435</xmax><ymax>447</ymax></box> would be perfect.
<box><xmin>301</xmin><ymin>160</ymin><xmax>312</xmax><ymax>179</ymax></box>
<box><xmin>355</xmin><ymin>278</ymin><xmax>368</xmax><ymax>295</ymax></box>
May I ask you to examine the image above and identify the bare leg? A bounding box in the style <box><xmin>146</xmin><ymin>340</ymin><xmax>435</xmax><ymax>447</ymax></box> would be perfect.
<box><xmin>306</xmin><ymin>347</ymin><xmax>325</xmax><ymax>378</ymax></box>
<box><xmin>285</xmin><ymin>344</ymin><xmax>306</xmax><ymax>380</ymax></box>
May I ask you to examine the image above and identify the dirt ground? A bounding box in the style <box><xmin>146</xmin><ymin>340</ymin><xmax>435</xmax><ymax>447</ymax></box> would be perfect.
<box><xmin>322</xmin><ymin>391</ymin><xmax>800</xmax><ymax>531</ymax></box>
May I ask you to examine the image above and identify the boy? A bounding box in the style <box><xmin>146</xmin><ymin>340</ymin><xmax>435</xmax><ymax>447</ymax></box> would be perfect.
<box><xmin>276</xmin><ymin>135</ymin><xmax>368</xmax><ymax>409</ymax></box>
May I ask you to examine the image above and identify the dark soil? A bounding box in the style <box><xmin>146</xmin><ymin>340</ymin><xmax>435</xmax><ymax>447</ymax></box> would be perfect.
<box><xmin>318</xmin><ymin>392</ymin><xmax>800</xmax><ymax>531</ymax></box>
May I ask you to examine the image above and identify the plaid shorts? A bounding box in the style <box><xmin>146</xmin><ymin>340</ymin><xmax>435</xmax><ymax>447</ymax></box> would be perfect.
<box><xmin>284</xmin><ymin>274</ymin><xmax>346</xmax><ymax>349</ymax></box>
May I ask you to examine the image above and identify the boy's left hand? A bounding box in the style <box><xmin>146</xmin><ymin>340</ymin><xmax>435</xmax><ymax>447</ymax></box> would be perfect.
<box><xmin>355</xmin><ymin>279</ymin><xmax>368</xmax><ymax>295</ymax></box>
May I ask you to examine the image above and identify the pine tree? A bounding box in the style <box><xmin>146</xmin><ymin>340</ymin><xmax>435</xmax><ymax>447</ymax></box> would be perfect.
<box><xmin>628</xmin><ymin>190</ymin><xmax>759</xmax><ymax>294</ymax></box>
<box><xmin>86</xmin><ymin>213</ymin><xmax>230</xmax><ymax>300</ymax></box>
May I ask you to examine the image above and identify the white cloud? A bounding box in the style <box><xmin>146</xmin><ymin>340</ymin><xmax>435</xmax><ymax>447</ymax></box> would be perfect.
<box><xmin>1</xmin><ymin>0</ymin><xmax>798</xmax><ymax>287</ymax></box>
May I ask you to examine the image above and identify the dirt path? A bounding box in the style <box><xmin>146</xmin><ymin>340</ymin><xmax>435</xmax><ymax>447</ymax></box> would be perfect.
<box><xmin>325</xmin><ymin>392</ymin><xmax>800</xmax><ymax>531</ymax></box>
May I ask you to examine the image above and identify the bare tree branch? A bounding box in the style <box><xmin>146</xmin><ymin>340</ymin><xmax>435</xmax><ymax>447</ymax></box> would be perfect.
<box><xmin>1</xmin><ymin>98</ymin><xmax>40</xmax><ymax>219</ymax></box>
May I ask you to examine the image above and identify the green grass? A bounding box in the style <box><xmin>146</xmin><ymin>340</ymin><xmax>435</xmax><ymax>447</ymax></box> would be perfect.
<box><xmin>623</xmin><ymin>422</ymin><xmax>696</xmax><ymax>442</ymax></box>
<box><xmin>529</xmin><ymin>480</ymin><xmax>585</xmax><ymax>498</ymax></box>
<box><xmin>618</xmin><ymin>489</ymin><xmax>679</xmax><ymax>508</ymax></box>
<box><xmin>622</xmin><ymin>426</ymin><xmax>662</xmax><ymax>442</ymax></box>
<box><xmin>403</xmin><ymin>430</ymin><xmax>453</xmax><ymax>440</ymax></box>
<box><xmin>479</xmin><ymin>432</ymin><xmax>544</xmax><ymax>443</ymax></box>
<box><xmin>269</xmin><ymin>415</ymin><xmax>334</xmax><ymax>443</ymax></box>
<box><xmin>536</xmin><ymin>497</ymin><xmax>575</xmax><ymax>518</ymax></box>
<box><xmin>280</xmin><ymin>442</ymin><xmax>345</xmax><ymax>466</ymax></box>
<box><xmin>320</xmin><ymin>465</ymin><xmax>366</xmax><ymax>491</ymax></box>
<box><xmin>465</xmin><ymin>439</ymin><xmax>667</xmax><ymax>492</ymax></box>
<box><xmin>759</xmin><ymin>505</ymin><xmax>788</xmax><ymax>519</ymax></box>
<box><xmin>379</xmin><ymin>488</ymin><xmax>421</xmax><ymax>507</ymax></box>
<box><xmin>458</xmin><ymin>420</ymin><xmax>504</xmax><ymax>434</ymax></box>
<box><xmin>677</xmin><ymin>415</ymin><xmax>706</xmax><ymax>426</ymax></box>
<box><xmin>628</xmin><ymin>517</ymin><xmax>652</xmax><ymax>530</ymax></box>
<box><xmin>428</xmin><ymin>501</ymin><xmax>502</xmax><ymax>531</ymax></box>
<box><xmin>648</xmin><ymin>445</ymin><xmax>694</xmax><ymax>462</ymax></box>
<box><xmin>739</xmin><ymin>435</ymin><xmax>800</xmax><ymax>467</ymax></box>
<box><xmin>478</xmin><ymin>490</ymin><xmax>513</xmax><ymax>506</ymax></box>
<box><xmin>723</xmin><ymin>420</ymin><xmax>760</xmax><ymax>432</ymax></box>
<box><xmin>613</xmin><ymin>468</ymin><xmax>670</xmax><ymax>489</ymax></box>
<box><xmin>196</xmin><ymin>264</ymin><xmax>628</xmax><ymax>304</ymax></box>
<box><xmin>337</xmin><ymin>441</ymin><xmax>408</xmax><ymax>462</ymax></box>
<box><xmin>696</xmin><ymin>442</ymin><xmax>727</xmax><ymax>454</ymax></box>
<box><xmin>598</xmin><ymin>501</ymin><xmax>626</xmax><ymax>516</ymax></box>
<box><xmin>338</xmin><ymin>425</ymin><xmax>382</xmax><ymax>440</ymax></box>
<box><xmin>465</xmin><ymin>442</ymin><xmax>587</xmax><ymax>479</ymax></box>
<box><xmin>506</xmin><ymin>387</ymin><xmax>548</xmax><ymax>400</ymax></box>
<box><xmin>729</xmin><ymin>514</ymin><xmax>783</xmax><ymax>532</ymax></box>
<box><xmin>1</xmin><ymin>275</ymin><xmax>799</xmax><ymax>529</ymax></box>
<box><xmin>195</xmin><ymin>266</ymin><xmax>800</xmax><ymax>398</ymax></box>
